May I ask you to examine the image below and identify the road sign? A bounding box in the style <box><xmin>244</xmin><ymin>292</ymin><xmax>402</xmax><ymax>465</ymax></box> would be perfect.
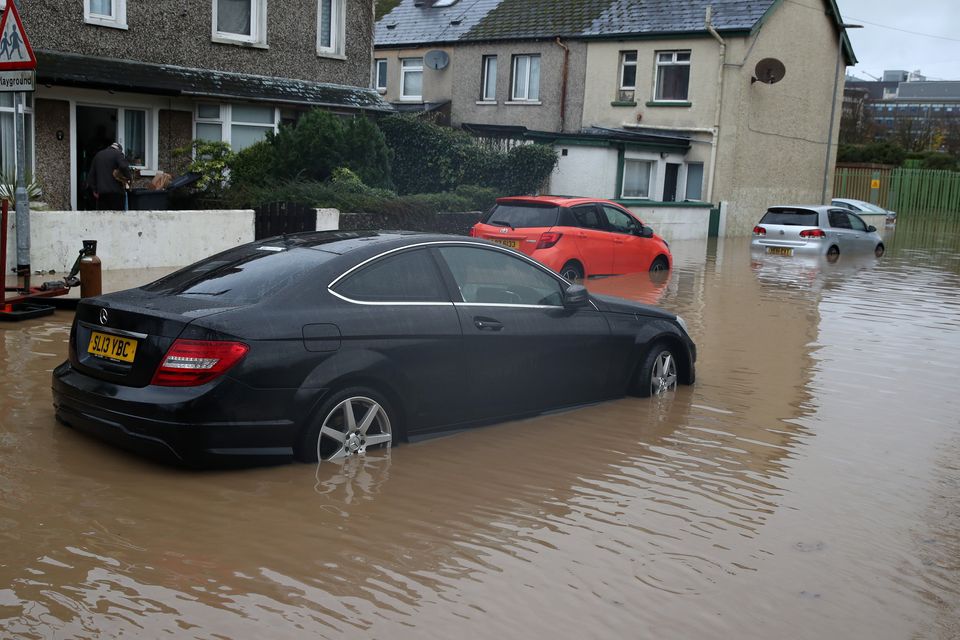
<box><xmin>0</xmin><ymin>69</ymin><xmax>33</xmax><ymax>92</ymax></box>
<box><xmin>870</xmin><ymin>179</ymin><xmax>881</xmax><ymax>190</ymax></box>
<box><xmin>0</xmin><ymin>2</ymin><xmax>35</xmax><ymax>71</ymax></box>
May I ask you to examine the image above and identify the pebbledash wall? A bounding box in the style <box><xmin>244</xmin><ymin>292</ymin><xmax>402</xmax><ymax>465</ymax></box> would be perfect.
<box><xmin>4</xmin><ymin>209</ymin><xmax>484</xmax><ymax>273</ymax></box>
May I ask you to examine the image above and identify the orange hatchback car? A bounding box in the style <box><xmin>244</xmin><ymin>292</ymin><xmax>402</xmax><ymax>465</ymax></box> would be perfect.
<box><xmin>470</xmin><ymin>196</ymin><xmax>672</xmax><ymax>281</ymax></box>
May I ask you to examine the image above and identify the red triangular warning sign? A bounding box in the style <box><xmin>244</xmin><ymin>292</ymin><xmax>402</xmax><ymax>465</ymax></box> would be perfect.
<box><xmin>0</xmin><ymin>2</ymin><xmax>35</xmax><ymax>71</ymax></box>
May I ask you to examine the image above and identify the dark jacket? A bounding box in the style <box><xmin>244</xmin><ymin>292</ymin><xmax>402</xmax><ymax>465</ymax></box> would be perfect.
<box><xmin>87</xmin><ymin>146</ymin><xmax>132</xmax><ymax>195</ymax></box>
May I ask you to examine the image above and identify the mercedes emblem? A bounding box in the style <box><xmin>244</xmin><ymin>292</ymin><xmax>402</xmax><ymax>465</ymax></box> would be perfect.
<box><xmin>99</xmin><ymin>308</ymin><xmax>109</xmax><ymax>325</ymax></box>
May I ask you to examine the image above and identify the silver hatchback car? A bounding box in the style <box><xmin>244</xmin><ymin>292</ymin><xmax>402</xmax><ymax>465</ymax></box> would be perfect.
<box><xmin>751</xmin><ymin>205</ymin><xmax>885</xmax><ymax>260</ymax></box>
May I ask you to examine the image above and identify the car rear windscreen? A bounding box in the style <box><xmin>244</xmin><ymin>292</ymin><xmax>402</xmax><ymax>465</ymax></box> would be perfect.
<box><xmin>759</xmin><ymin>209</ymin><xmax>819</xmax><ymax>226</ymax></box>
<box><xmin>142</xmin><ymin>245</ymin><xmax>333</xmax><ymax>305</ymax></box>
<box><xmin>483</xmin><ymin>204</ymin><xmax>559</xmax><ymax>228</ymax></box>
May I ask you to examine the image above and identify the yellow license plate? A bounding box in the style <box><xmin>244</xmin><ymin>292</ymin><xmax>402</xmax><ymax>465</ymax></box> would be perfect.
<box><xmin>87</xmin><ymin>331</ymin><xmax>138</xmax><ymax>363</ymax></box>
<box><xmin>766</xmin><ymin>247</ymin><xmax>794</xmax><ymax>256</ymax></box>
<box><xmin>490</xmin><ymin>238</ymin><xmax>520</xmax><ymax>249</ymax></box>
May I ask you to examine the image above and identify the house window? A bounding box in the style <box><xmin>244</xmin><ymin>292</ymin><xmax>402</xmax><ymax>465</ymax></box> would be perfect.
<box><xmin>122</xmin><ymin>109</ymin><xmax>147</xmax><ymax>167</ymax></box>
<box><xmin>654</xmin><ymin>50</ymin><xmax>691</xmax><ymax>101</ymax></box>
<box><xmin>620</xmin><ymin>51</ymin><xmax>637</xmax><ymax>90</ymax></box>
<box><xmin>0</xmin><ymin>94</ymin><xmax>33</xmax><ymax>177</ymax></box>
<box><xmin>481</xmin><ymin>55</ymin><xmax>497</xmax><ymax>101</ymax></box>
<box><xmin>196</xmin><ymin>103</ymin><xmax>277</xmax><ymax>151</ymax></box>
<box><xmin>213</xmin><ymin>0</ymin><xmax>266</xmax><ymax>45</ymax></box>
<box><xmin>401</xmin><ymin>58</ymin><xmax>423</xmax><ymax>101</ymax></box>
<box><xmin>317</xmin><ymin>0</ymin><xmax>345</xmax><ymax>56</ymax></box>
<box><xmin>622</xmin><ymin>159</ymin><xmax>653</xmax><ymax>198</ymax></box>
<box><xmin>85</xmin><ymin>0</ymin><xmax>127</xmax><ymax>29</ymax></box>
<box><xmin>685</xmin><ymin>162</ymin><xmax>704</xmax><ymax>200</ymax></box>
<box><xmin>374</xmin><ymin>59</ymin><xmax>388</xmax><ymax>92</ymax></box>
<box><xmin>511</xmin><ymin>54</ymin><xmax>540</xmax><ymax>102</ymax></box>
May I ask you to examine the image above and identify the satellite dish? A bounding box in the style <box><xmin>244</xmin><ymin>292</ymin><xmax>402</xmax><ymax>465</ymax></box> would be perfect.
<box><xmin>752</xmin><ymin>58</ymin><xmax>786</xmax><ymax>85</ymax></box>
<box><xmin>424</xmin><ymin>50</ymin><xmax>450</xmax><ymax>71</ymax></box>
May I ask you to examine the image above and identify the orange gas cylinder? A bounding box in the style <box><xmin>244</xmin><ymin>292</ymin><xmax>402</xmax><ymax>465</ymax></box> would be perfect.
<box><xmin>79</xmin><ymin>240</ymin><xmax>102</xmax><ymax>298</ymax></box>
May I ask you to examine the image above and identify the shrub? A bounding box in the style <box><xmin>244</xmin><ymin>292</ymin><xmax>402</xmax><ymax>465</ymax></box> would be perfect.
<box><xmin>502</xmin><ymin>144</ymin><xmax>559</xmax><ymax>194</ymax></box>
<box><xmin>174</xmin><ymin>139</ymin><xmax>233</xmax><ymax>200</ymax></box>
<box><xmin>228</xmin><ymin>140</ymin><xmax>276</xmax><ymax>188</ymax></box>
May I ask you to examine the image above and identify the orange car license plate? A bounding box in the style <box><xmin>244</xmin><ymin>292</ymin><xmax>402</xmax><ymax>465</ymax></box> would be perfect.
<box><xmin>87</xmin><ymin>331</ymin><xmax>138</xmax><ymax>363</ymax></box>
<box><xmin>766</xmin><ymin>246</ymin><xmax>794</xmax><ymax>256</ymax></box>
<box><xmin>490</xmin><ymin>238</ymin><xmax>520</xmax><ymax>249</ymax></box>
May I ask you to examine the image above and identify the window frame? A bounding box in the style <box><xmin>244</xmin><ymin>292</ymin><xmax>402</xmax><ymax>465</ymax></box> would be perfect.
<box><xmin>619</xmin><ymin>50</ymin><xmax>638</xmax><ymax>90</ymax></box>
<box><xmin>0</xmin><ymin>94</ymin><xmax>34</xmax><ymax>178</ymax></box>
<box><xmin>374</xmin><ymin>58</ymin><xmax>388</xmax><ymax>92</ymax></box>
<box><xmin>510</xmin><ymin>54</ymin><xmax>541</xmax><ymax>102</ymax></box>
<box><xmin>481</xmin><ymin>55</ymin><xmax>498</xmax><ymax>102</ymax></box>
<box><xmin>653</xmin><ymin>50</ymin><xmax>691</xmax><ymax>102</ymax></box>
<box><xmin>194</xmin><ymin>103</ymin><xmax>279</xmax><ymax>152</ymax></box>
<box><xmin>683</xmin><ymin>162</ymin><xmax>704</xmax><ymax>201</ymax></box>
<box><xmin>400</xmin><ymin>57</ymin><xmax>424</xmax><ymax>102</ymax></box>
<box><xmin>84</xmin><ymin>0</ymin><xmax>128</xmax><ymax>29</ymax></box>
<box><xmin>316</xmin><ymin>0</ymin><xmax>345</xmax><ymax>58</ymax></box>
<box><xmin>621</xmin><ymin>158</ymin><xmax>654</xmax><ymax>199</ymax></box>
<box><xmin>212</xmin><ymin>0</ymin><xmax>267</xmax><ymax>47</ymax></box>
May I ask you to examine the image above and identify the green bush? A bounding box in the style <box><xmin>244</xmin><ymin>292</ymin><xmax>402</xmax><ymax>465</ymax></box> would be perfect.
<box><xmin>838</xmin><ymin>141</ymin><xmax>907</xmax><ymax>166</ymax></box>
<box><xmin>502</xmin><ymin>144</ymin><xmax>559</xmax><ymax>194</ymax></box>
<box><xmin>228</xmin><ymin>140</ymin><xmax>275</xmax><ymax>187</ymax></box>
<box><xmin>174</xmin><ymin>139</ymin><xmax>233</xmax><ymax>199</ymax></box>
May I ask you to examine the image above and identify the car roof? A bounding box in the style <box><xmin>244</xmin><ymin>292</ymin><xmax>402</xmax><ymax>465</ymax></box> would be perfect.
<box><xmin>255</xmin><ymin>229</ymin><xmax>503</xmax><ymax>257</ymax></box>
<box><xmin>767</xmin><ymin>204</ymin><xmax>832</xmax><ymax>212</ymax></box>
<box><xmin>496</xmin><ymin>195</ymin><xmax>622</xmax><ymax>208</ymax></box>
<box><xmin>832</xmin><ymin>198</ymin><xmax>866</xmax><ymax>205</ymax></box>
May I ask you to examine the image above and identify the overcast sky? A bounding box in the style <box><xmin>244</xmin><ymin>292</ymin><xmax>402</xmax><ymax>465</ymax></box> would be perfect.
<box><xmin>834</xmin><ymin>0</ymin><xmax>960</xmax><ymax>80</ymax></box>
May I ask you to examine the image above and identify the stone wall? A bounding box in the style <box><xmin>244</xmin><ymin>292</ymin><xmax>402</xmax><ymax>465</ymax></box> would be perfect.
<box><xmin>34</xmin><ymin>99</ymin><xmax>71</xmax><ymax>211</ymax></box>
<box><xmin>339</xmin><ymin>211</ymin><xmax>481</xmax><ymax>236</ymax></box>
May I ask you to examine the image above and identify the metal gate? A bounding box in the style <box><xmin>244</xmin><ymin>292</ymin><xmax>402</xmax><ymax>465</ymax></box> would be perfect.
<box><xmin>254</xmin><ymin>202</ymin><xmax>317</xmax><ymax>240</ymax></box>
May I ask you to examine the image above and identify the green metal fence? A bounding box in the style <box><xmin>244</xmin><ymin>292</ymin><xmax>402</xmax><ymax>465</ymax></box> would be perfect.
<box><xmin>834</xmin><ymin>167</ymin><xmax>960</xmax><ymax>221</ymax></box>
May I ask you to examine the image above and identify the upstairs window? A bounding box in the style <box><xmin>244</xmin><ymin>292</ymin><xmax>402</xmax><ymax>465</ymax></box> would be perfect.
<box><xmin>481</xmin><ymin>55</ymin><xmax>497</xmax><ymax>101</ymax></box>
<box><xmin>654</xmin><ymin>50</ymin><xmax>691</xmax><ymax>102</ymax></box>
<box><xmin>317</xmin><ymin>0</ymin><xmax>345</xmax><ymax>57</ymax></box>
<box><xmin>511</xmin><ymin>54</ymin><xmax>540</xmax><ymax>102</ymax></box>
<box><xmin>401</xmin><ymin>58</ymin><xmax>423</xmax><ymax>101</ymax></box>
<box><xmin>374</xmin><ymin>59</ymin><xmax>388</xmax><ymax>92</ymax></box>
<box><xmin>619</xmin><ymin>51</ymin><xmax>637</xmax><ymax>90</ymax></box>
<box><xmin>85</xmin><ymin>0</ymin><xmax>127</xmax><ymax>29</ymax></box>
<box><xmin>213</xmin><ymin>0</ymin><xmax>266</xmax><ymax>46</ymax></box>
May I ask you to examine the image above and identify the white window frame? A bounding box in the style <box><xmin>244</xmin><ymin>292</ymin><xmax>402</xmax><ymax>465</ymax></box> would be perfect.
<box><xmin>683</xmin><ymin>162</ymin><xmax>704</xmax><ymax>201</ymax></box>
<box><xmin>510</xmin><ymin>54</ymin><xmax>540</xmax><ymax>102</ymax></box>
<box><xmin>653</xmin><ymin>50</ymin><xmax>691</xmax><ymax>102</ymax></box>
<box><xmin>212</xmin><ymin>0</ymin><xmax>267</xmax><ymax>47</ymax></box>
<box><xmin>481</xmin><ymin>55</ymin><xmax>497</xmax><ymax>102</ymax></box>
<box><xmin>316</xmin><ymin>0</ymin><xmax>345</xmax><ymax>57</ymax></box>
<box><xmin>374</xmin><ymin>58</ymin><xmax>388</xmax><ymax>92</ymax></box>
<box><xmin>400</xmin><ymin>58</ymin><xmax>424</xmax><ymax>102</ymax></box>
<box><xmin>84</xmin><ymin>0</ymin><xmax>128</xmax><ymax>30</ymax></box>
<box><xmin>621</xmin><ymin>158</ymin><xmax>655</xmax><ymax>199</ymax></box>
<box><xmin>619</xmin><ymin>51</ymin><xmax>637</xmax><ymax>90</ymax></box>
<box><xmin>0</xmin><ymin>94</ymin><xmax>34</xmax><ymax>177</ymax></box>
<box><xmin>194</xmin><ymin>103</ymin><xmax>279</xmax><ymax>151</ymax></box>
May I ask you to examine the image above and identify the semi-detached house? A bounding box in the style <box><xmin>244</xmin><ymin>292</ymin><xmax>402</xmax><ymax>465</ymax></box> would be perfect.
<box><xmin>13</xmin><ymin>0</ymin><xmax>391</xmax><ymax>211</ymax></box>
<box><xmin>375</xmin><ymin>0</ymin><xmax>857</xmax><ymax>236</ymax></box>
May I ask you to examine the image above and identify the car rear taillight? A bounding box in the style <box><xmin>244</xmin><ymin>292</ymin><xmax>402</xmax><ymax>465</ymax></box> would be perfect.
<box><xmin>536</xmin><ymin>231</ymin><xmax>562</xmax><ymax>249</ymax></box>
<box><xmin>799</xmin><ymin>229</ymin><xmax>826</xmax><ymax>238</ymax></box>
<box><xmin>151</xmin><ymin>339</ymin><xmax>249</xmax><ymax>387</ymax></box>
<box><xmin>468</xmin><ymin>226</ymin><xmax>478</xmax><ymax>237</ymax></box>
<box><xmin>753</xmin><ymin>225</ymin><xmax>766</xmax><ymax>236</ymax></box>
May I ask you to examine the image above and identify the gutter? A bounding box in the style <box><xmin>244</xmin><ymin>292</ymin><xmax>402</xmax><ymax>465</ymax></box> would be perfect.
<box><xmin>704</xmin><ymin>6</ymin><xmax>726</xmax><ymax>204</ymax></box>
<box><xmin>554</xmin><ymin>37</ymin><xmax>570</xmax><ymax>132</ymax></box>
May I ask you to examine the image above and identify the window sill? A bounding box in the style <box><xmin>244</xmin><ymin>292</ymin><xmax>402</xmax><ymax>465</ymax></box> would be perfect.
<box><xmin>476</xmin><ymin>100</ymin><xmax>498</xmax><ymax>106</ymax></box>
<box><xmin>376</xmin><ymin>88</ymin><xmax>387</xmax><ymax>95</ymax></box>
<box><xmin>610</xmin><ymin>100</ymin><xmax>637</xmax><ymax>107</ymax></box>
<box><xmin>398</xmin><ymin>97</ymin><xmax>423</xmax><ymax>103</ymax></box>
<box><xmin>85</xmin><ymin>17</ymin><xmax>128</xmax><ymax>29</ymax></box>
<box><xmin>211</xmin><ymin>35</ymin><xmax>269</xmax><ymax>49</ymax></box>
<box><xmin>505</xmin><ymin>100</ymin><xmax>542</xmax><ymax>106</ymax></box>
<box><xmin>645</xmin><ymin>101</ymin><xmax>692</xmax><ymax>108</ymax></box>
<box><xmin>317</xmin><ymin>51</ymin><xmax>346</xmax><ymax>61</ymax></box>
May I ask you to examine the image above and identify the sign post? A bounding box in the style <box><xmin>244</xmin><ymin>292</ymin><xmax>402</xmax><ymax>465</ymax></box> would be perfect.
<box><xmin>0</xmin><ymin>1</ymin><xmax>36</xmax><ymax>291</ymax></box>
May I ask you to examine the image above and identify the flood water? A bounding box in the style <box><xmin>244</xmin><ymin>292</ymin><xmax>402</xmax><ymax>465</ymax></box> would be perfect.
<box><xmin>1</xmin><ymin>228</ymin><xmax>959</xmax><ymax>639</ymax></box>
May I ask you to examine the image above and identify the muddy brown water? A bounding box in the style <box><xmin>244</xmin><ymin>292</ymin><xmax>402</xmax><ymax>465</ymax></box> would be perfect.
<box><xmin>1</xmin><ymin>230</ymin><xmax>958</xmax><ymax>639</ymax></box>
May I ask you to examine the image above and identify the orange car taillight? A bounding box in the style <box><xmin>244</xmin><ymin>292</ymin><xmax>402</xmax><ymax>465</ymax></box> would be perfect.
<box><xmin>468</xmin><ymin>226</ymin><xmax>478</xmax><ymax>237</ymax></box>
<box><xmin>752</xmin><ymin>225</ymin><xmax>766</xmax><ymax>236</ymax></box>
<box><xmin>799</xmin><ymin>229</ymin><xmax>826</xmax><ymax>238</ymax></box>
<box><xmin>536</xmin><ymin>231</ymin><xmax>563</xmax><ymax>249</ymax></box>
<box><xmin>151</xmin><ymin>339</ymin><xmax>249</xmax><ymax>387</ymax></box>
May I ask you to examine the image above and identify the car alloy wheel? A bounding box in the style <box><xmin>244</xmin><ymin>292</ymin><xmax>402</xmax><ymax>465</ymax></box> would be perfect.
<box><xmin>875</xmin><ymin>244</ymin><xmax>885</xmax><ymax>258</ymax></box>
<box><xmin>650</xmin><ymin>257</ymin><xmax>669</xmax><ymax>272</ymax></box>
<box><xmin>317</xmin><ymin>395</ymin><xmax>392</xmax><ymax>462</ymax></box>
<box><xmin>560</xmin><ymin>261</ymin><xmax>584</xmax><ymax>282</ymax></box>
<box><xmin>649</xmin><ymin>351</ymin><xmax>678</xmax><ymax>396</ymax></box>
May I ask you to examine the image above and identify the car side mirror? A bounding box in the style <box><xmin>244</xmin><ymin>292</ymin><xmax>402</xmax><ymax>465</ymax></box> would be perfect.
<box><xmin>563</xmin><ymin>284</ymin><xmax>590</xmax><ymax>308</ymax></box>
<box><xmin>867</xmin><ymin>225</ymin><xmax>877</xmax><ymax>232</ymax></box>
<box><xmin>640</xmin><ymin>225</ymin><xmax>655</xmax><ymax>239</ymax></box>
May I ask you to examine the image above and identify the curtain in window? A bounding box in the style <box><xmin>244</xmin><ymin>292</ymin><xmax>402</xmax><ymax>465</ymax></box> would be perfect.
<box><xmin>319</xmin><ymin>0</ymin><xmax>332</xmax><ymax>48</ymax></box>
<box><xmin>528</xmin><ymin>56</ymin><xmax>540</xmax><ymax>101</ymax></box>
<box><xmin>657</xmin><ymin>65</ymin><xmax>690</xmax><ymax>101</ymax></box>
<box><xmin>90</xmin><ymin>0</ymin><xmax>113</xmax><ymax>17</ymax></box>
<box><xmin>513</xmin><ymin>56</ymin><xmax>528</xmax><ymax>99</ymax></box>
<box><xmin>231</xmin><ymin>125</ymin><xmax>272</xmax><ymax>151</ymax></box>
<box><xmin>124</xmin><ymin>110</ymin><xmax>146</xmax><ymax>166</ymax></box>
<box><xmin>217</xmin><ymin>0</ymin><xmax>251</xmax><ymax>36</ymax></box>
<box><xmin>0</xmin><ymin>111</ymin><xmax>13</xmax><ymax>176</ymax></box>
<box><xmin>685</xmin><ymin>163</ymin><xmax>703</xmax><ymax>200</ymax></box>
<box><xmin>623</xmin><ymin>160</ymin><xmax>651</xmax><ymax>198</ymax></box>
<box><xmin>196</xmin><ymin>123</ymin><xmax>223</xmax><ymax>143</ymax></box>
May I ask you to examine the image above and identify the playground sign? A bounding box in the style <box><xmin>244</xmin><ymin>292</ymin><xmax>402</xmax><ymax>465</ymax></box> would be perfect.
<box><xmin>0</xmin><ymin>2</ymin><xmax>35</xmax><ymax>92</ymax></box>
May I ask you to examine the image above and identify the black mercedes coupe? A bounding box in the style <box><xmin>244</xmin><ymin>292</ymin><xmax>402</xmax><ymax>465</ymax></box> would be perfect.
<box><xmin>52</xmin><ymin>231</ymin><xmax>696</xmax><ymax>467</ymax></box>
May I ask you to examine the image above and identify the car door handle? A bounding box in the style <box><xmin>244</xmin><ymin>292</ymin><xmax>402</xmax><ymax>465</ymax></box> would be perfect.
<box><xmin>474</xmin><ymin>317</ymin><xmax>503</xmax><ymax>331</ymax></box>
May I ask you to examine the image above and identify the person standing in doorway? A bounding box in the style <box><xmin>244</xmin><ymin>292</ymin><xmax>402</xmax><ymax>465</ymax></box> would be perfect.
<box><xmin>87</xmin><ymin>142</ymin><xmax>132</xmax><ymax>210</ymax></box>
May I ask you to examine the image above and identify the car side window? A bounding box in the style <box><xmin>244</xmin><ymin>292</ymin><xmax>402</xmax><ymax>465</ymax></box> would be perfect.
<box><xmin>828</xmin><ymin>210</ymin><xmax>852</xmax><ymax>229</ymax></box>
<box><xmin>601</xmin><ymin>205</ymin><xmax>639</xmax><ymax>234</ymax></box>
<box><xmin>334</xmin><ymin>249</ymin><xmax>448</xmax><ymax>302</ymax></box>
<box><xmin>438</xmin><ymin>246</ymin><xmax>564</xmax><ymax>307</ymax></box>
<box><xmin>570</xmin><ymin>205</ymin><xmax>604</xmax><ymax>230</ymax></box>
<box><xmin>847</xmin><ymin>212</ymin><xmax>868</xmax><ymax>232</ymax></box>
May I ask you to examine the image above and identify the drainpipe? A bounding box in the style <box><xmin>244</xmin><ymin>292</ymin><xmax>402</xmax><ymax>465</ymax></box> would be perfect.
<box><xmin>554</xmin><ymin>37</ymin><xmax>570</xmax><ymax>132</ymax></box>
<box><xmin>705</xmin><ymin>6</ymin><xmax>726</xmax><ymax>204</ymax></box>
